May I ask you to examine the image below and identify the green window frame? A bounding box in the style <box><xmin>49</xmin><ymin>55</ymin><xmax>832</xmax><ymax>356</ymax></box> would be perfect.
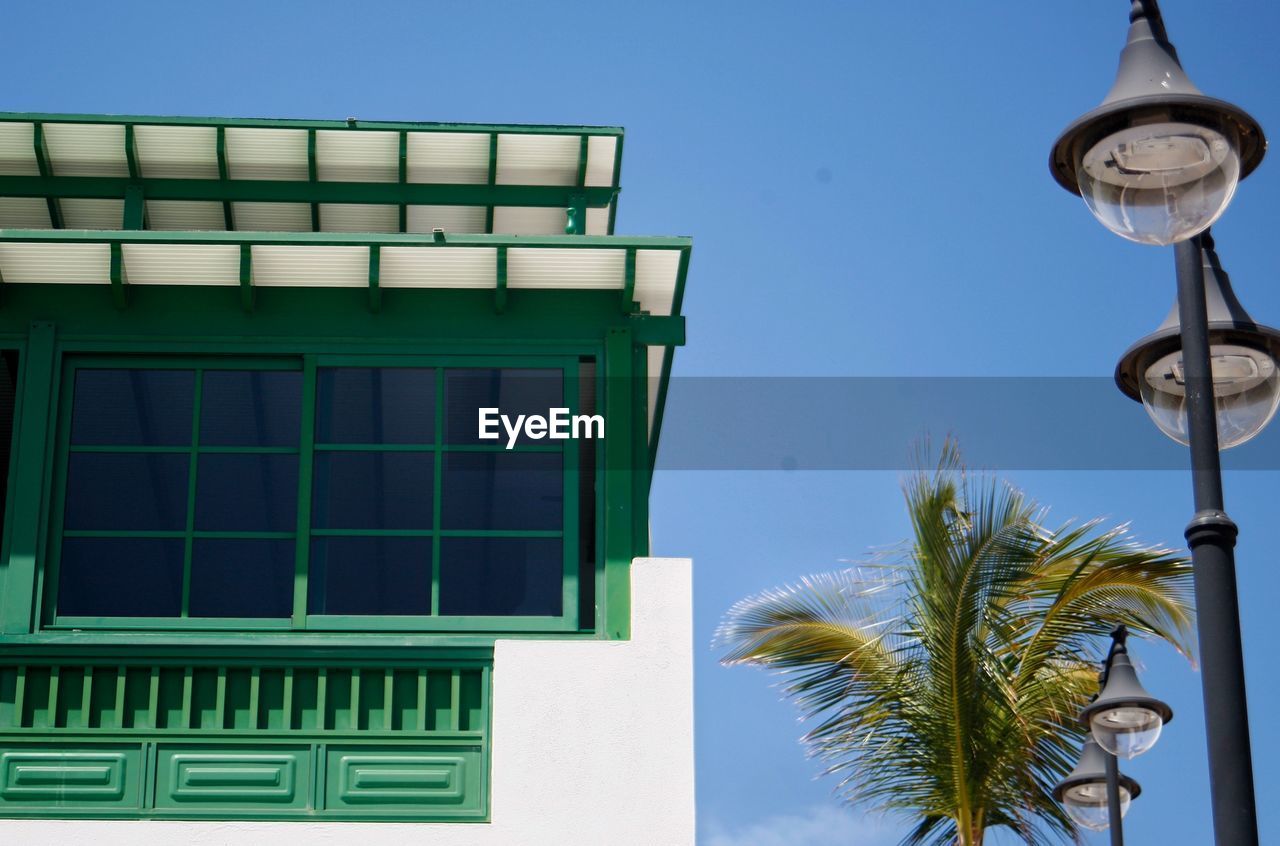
<box><xmin>41</xmin><ymin>353</ymin><xmax>585</xmax><ymax>635</ymax></box>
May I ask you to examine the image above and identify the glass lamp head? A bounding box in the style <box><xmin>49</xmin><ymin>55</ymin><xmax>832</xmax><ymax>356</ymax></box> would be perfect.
<box><xmin>1081</xmin><ymin>650</ymin><xmax>1174</xmax><ymax>760</ymax></box>
<box><xmin>1053</xmin><ymin>738</ymin><xmax>1141</xmax><ymax>831</ymax></box>
<box><xmin>1049</xmin><ymin>2</ymin><xmax>1265</xmax><ymax>241</ymax></box>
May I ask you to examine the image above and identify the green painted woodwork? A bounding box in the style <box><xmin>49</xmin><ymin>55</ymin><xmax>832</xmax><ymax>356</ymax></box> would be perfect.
<box><xmin>0</xmin><ymin>651</ymin><xmax>490</xmax><ymax>820</ymax></box>
<box><xmin>0</xmin><ymin>175</ymin><xmax>619</xmax><ymax>210</ymax></box>
<box><xmin>0</xmin><ymin>112</ymin><xmax>622</xmax><ymax>137</ymax></box>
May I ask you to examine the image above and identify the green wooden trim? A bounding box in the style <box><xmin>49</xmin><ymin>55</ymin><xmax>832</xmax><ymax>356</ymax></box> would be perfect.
<box><xmin>31</xmin><ymin>123</ymin><xmax>63</xmax><ymax>230</ymax></box>
<box><xmin>648</xmin><ymin>244</ymin><xmax>692</xmax><ymax>477</ymax></box>
<box><xmin>494</xmin><ymin>246</ymin><xmax>507</xmax><ymax>314</ymax></box>
<box><xmin>307</xmin><ymin>129</ymin><xmax>319</xmax><ymax>232</ymax></box>
<box><xmin>631</xmin><ymin>342</ymin><xmax>650</xmax><ymax>559</ymax></box>
<box><xmin>124</xmin><ymin>124</ymin><xmax>140</xmax><ymax>179</ymax></box>
<box><xmin>179</xmin><ymin>370</ymin><xmax>203</xmax><ymax>617</ymax></box>
<box><xmin>397</xmin><ymin>130</ymin><xmax>408</xmax><ymax>234</ymax></box>
<box><xmin>622</xmin><ymin>247</ymin><xmax>636</xmax><ymax>313</ymax></box>
<box><xmin>216</xmin><ymin>126</ymin><xmax>234</xmax><ymax>230</ymax></box>
<box><xmin>123</xmin><ymin>184</ymin><xmax>145</xmax><ymax>230</ymax></box>
<box><xmin>0</xmin><ymin>111</ymin><xmax>623</xmax><ymax>137</ymax></box>
<box><xmin>0</xmin><ymin>227</ymin><xmax>688</xmax><ymax>250</ymax></box>
<box><xmin>292</xmin><ymin>356</ymin><xmax>317</xmax><ymax>627</ymax></box>
<box><xmin>484</xmin><ymin>133</ymin><xmax>498</xmax><ymax>234</ymax></box>
<box><xmin>108</xmin><ymin>242</ymin><xmax>126</xmax><ymax>309</ymax></box>
<box><xmin>607</xmin><ymin>133</ymin><xmax>624</xmax><ymax>235</ymax></box>
<box><xmin>367</xmin><ymin>244</ymin><xmax>381</xmax><ymax>314</ymax></box>
<box><xmin>602</xmin><ymin>327</ymin><xmax>632</xmax><ymax>640</ymax></box>
<box><xmin>238</xmin><ymin>243</ymin><xmax>253</xmax><ymax>312</ymax></box>
<box><xmin>0</xmin><ymin>174</ymin><xmax>620</xmax><ymax>209</ymax></box>
<box><xmin>430</xmin><ymin>368</ymin><xmax>443</xmax><ymax>616</ymax></box>
<box><xmin>0</xmin><ymin>323</ymin><xmax>55</xmax><ymax>633</ymax></box>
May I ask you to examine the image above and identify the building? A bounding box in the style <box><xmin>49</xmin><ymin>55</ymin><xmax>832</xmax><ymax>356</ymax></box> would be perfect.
<box><xmin>0</xmin><ymin>113</ymin><xmax>693</xmax><ymax>844</ymax></box>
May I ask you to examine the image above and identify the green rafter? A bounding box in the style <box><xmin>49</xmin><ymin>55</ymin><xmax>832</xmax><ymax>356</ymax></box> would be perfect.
<box><xmin>307</xmin><ymin>129</ymin><xmax>319</xmax><ymax>231</ymax></box>
<box><xmin>31</xmin><ymin>123</ymin><xmax>63</xmax><ymax>229</ymax></box>
<box><xmin>216</xmin><ymin>126</ymin><xmax>234</xmax><ymax>230</ymax></box>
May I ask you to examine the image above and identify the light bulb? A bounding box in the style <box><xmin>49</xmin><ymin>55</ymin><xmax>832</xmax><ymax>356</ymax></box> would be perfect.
<box><xmin>1078</xmin><ymin>121</ymin><xmax>1240</xmax><ymax>245</ymax></box>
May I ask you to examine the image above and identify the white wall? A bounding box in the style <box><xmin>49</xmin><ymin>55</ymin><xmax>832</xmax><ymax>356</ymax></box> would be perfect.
<box><xmin>2</xmin><ymin>557</ymin><xmax>696</xmax><ymax>846</ymax></box>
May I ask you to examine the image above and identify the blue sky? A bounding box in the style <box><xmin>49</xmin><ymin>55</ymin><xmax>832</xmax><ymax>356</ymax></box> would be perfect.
<box><xmin>6</xmin><ymin>1</ymin><xmax>1280</xmax><ymax>842</ymax></box>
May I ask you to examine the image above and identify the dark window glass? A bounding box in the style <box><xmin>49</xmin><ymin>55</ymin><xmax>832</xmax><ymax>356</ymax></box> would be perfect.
<box><xmin>70</xmin><ymin>369</ymin><xmax>194</xmax><ymax>446</ymax></box>
<box><xmin>312</xmin><ymin>451</ymin><xmax>432</xmax><ymax>530</ymax></box>
<box><xmin>64</xmin><ymin>452</ymin><xmax>188</xmax><ymax>531</ymax></box>
<box><xmin>439</xmin><ymin>537</ymin><xmax>562</xmax><ymax>616</ymax></box>
<box><xmin>445</xmin><ymin>368</ymin><xmax>562</xmax><ymax>446</ymax></box>
<box><xmin>308</xmin><ymin>536</ymin><xmax>431</xmax><ymax>615</ymax></box>
<box><xmin>195</xmin><ymin>453</ymin><xmax>299</xmax><ymax>532</ymax></box>
<box><xmin>441</xmin><ymin>452</ymin><xmax>562</xmax><ymax>531</ymax></box>
<box><xmin>58</xmin><ymin>538</ymin><xmax>184</xmax><ymax>617</ymax></box>
<box><xmin>201</xmin><ymin>370</ymin><xmax>302</xmax><ymax>447</ymax></box>
<box><xmin>189</xmin><ymin>539</ymin><xmax>294</xmax><ymax>617</ymax></box>
<box><xmin>316</xmin><ymin>368</ymin><xmax>434</xmax><ymax>444</ymax></box>
<box><xmin>577</xmin><ymin>359</ymin><xmax>597</xmax><ymax>628</ymax></box>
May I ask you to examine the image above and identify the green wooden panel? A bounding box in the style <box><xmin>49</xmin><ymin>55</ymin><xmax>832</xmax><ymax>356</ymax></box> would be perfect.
<box><xmin>0</xmin><ymin>745</ymin><xmax>141</xmax><ymax>807</ymax></box>
<box><xmin>154</xmin><ymin>745</ymin><xmax>310</xmax><ymax>809</ymax></box>
<box><xmin>325</xmin><ymin>745</ymin><xmax>482</xmax><ymax>816</ymax></box>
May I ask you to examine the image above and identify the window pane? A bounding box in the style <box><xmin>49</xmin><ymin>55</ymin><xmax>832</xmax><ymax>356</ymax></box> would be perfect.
<box><xmin>441</xmin><ymin>452</ymin><xmax>562</xmax><ymax>530</ymax></box>
<box><xmin>312</xmin><ymin>451</ymin><xmax>433</xmax><ymax>530</ymax></box>
<box><xmin>71</xmin><ymin>369</ymin><xmax>194</xmax><ymax>446</ymax></box>
<box><xmin>195</xmin><ymin>454</ymin><xmax>299</xmax><ymax>532</ymax></box>
<box><xmin>189</xmin><ymin>539</ymin><xmax>294</xmax><ymax>618</ymax></box>
<box><xmin>439</xmin><ymin>537</ymin><xmax>562</xmax><ymax>616</ymax></box>
<box><xmin>445</xmin><ymin>368</ymin><xmax>563</xmax><ymax>446</ymax></box>
<box><xmin>308</xmin><ymin>537</ymin><xmax>431</xmax><ymax>615</ymax></box>
<box><xmin>316</xmin><ymin>368</ymin><xmax>435</xmax><ymax>444</ymax></box>
<box><xmin>58</xmin><ymin>537</ymin><xmax>184</xmax><ymax>617</ymax></box>
<box><xmin>200</xmin><ymin>370</ymin><xmax>302</xmax><ymax>447</ymax></box>
<box><xmin>64</xmin><ymin>452</ymin><xmax>189</xmax><ymax>531</ymax></box>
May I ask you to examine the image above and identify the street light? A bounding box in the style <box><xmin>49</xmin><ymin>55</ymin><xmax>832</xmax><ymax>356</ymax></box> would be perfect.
<box><xmin>1049</xmin><ymin>2</ymin><xmax>1267</xmax><ymax>844</ymax></box>
<box><xmin>1054</xmin><ymin>627</ymin><xmax>1172</xmax><ymax>845</ymax></box>
<box><xmin>1116</xmin><ymin>234</ymin><xmax>1280</xmax><ymax>450</ymax></box>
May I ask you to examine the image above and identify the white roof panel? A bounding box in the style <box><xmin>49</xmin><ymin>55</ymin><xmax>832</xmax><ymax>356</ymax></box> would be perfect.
<box><xmin>0</xmin><ymin>123</ymin><xmax>39</xmax><ymax>176</ymax></box>
<box><xmin>0</xmin><ymin>242</ymin><xmax>110</xmax><ymax>283</ymax></box>
<box><xmin>492</xmin><ymin>206</ymin><xmax>567</xmax><ymax>236</ymax></box>
<box><xmin>60</xmin><ymin>198</ymin><xmax>124</xmax><ymax>229</ymax></box>
<box><xmin>634</xmin><ymin>248</ymin><xmax>680</xmax><ymax>316</ymax></box>
<box><xmin>135</xmin><ymin>125</ymin><xmax>218</xmax><ymax>179</ymax></box>
<box><xmin>320</xmin><ymin>203</ymin><xmax>398</xmax><ymax>233</ymax></box>
<box><xmin>406</xmin><ymin>205</ymin><xmax>486</xmax><ymax>234</ymax></box>
<box><xmin>225</xmin><ymin>127</ymin><xmax>308</xmax><ymax>181</ymax></box>
<box><xmin>251</xmin><ymin>245</ymin><xmax>368</xmax><ymax>287</ymax></box>
<box><xmin>508</xmin><ymin>247</ymin><xmax>625</xmax><ymax>289</ymax></box>
<box><xmin>232</xmin><ymin>202</ymin><xmax>312</xmax><ymax>232</ymax></box>
<box><xmin>43</xmin><ymin>123</ymin><xmax>129</xmax><ymax>177</ymax></box>
<box><xmin>381</xmin><ymin>246</ymin><xmax>496</xmax><ymax>288</ymax></box>
<box><xmin>0</xmin><ymin>198</ymin><xmax>51</xmax><ymax>228</ymax></box>
<box><xmin>147</xmin><ymin>200</ymin><xmax>226</xmax><ymax>231</ymax></box>
<box><xmin>407</xmin><ymin>132</ymin><xmax>489</xmax><ymax>184</ymax></box>
<box><xmin>496</xmin><ymin>134</ymin><xmax>578</xmax><ymax>186</ymax></box>
<box><xmin>316</xmin><ymin>130</ymin><xmax>398</xmax><ymax>183</ymax></box>
<box><xmin>122</xmin><ymin>244</ymin><xmax>240</xmax><ymax>285</ymax></box>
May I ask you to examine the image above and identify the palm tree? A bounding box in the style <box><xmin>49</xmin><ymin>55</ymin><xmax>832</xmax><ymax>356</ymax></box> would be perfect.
<box><xmin>716</xmin><ymin>444</ymin><xmax>1195</xmax><ymax>845</ymax></box>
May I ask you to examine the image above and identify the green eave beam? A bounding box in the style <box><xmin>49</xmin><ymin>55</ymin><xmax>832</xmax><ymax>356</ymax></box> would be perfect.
<box><xmin>0</xmin><ymin>175</ymin><xmax>619</xmax><ymax>209</ymax></box>
<box><xmin>239</xmin><ymin>243</ymin><xmax>253</xmax><ymax>312</ymax></box>
<box><xmin>216</xmin><ymin>127</ymin><xmax>234</xmax><ymax>230</ymax></box>
<box><xmin>31</xmin><ymin>123</ymin><xmax>63</xmax><ymax>229</ymax></box>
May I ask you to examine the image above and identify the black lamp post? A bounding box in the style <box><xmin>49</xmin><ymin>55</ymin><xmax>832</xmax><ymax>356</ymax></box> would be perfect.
<box><xmin>1049</xmin><ymin>2</ymin><xmax>1272</xmax><ymax>844</ymax></box>
<box><xmin>1054</xmin><ymin>627</ymin><xmax>1173</xmax><ymax>845</ymax></box>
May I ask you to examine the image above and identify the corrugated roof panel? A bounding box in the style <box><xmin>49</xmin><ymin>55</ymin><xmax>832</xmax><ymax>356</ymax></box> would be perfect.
<box><xmin>135</xmin><ymin>125</ymin><xmax>218</xmax><ymax>179</ymax></box>
<box><xmin>586</xmin><ymin>206</ymin><xmax>609</xmax><ymax>236</ymax></box>
<box><xmin>495</xmin><ymin>134</ymin><xmax>578</xmax><ymax>186</ymax></box>
<box><xmin>508</xmin><ymin>248</ymin><xmax>624</xmax><ymax>289</ymax></box>
<box><xmin>225</xmin><ymin>127</ymin><xmax>308</xmax><ymax>181</ymax></box>
<box><xmin>492</xmin><ymin>206</ymin><xmax>567</xmax><ymax>236</ymax></box>
<box><xmin>251</xmin><ymin>245</ymin><xmax>368</xmax><ymax>287</ymax></box>
<box><xmin>406</xmin><ymin>205</ymin><xmax>487</xmax><ymax>234</ymax></box>
<box><xmin>60</xmin><ymin>198</ymin><xmax>124</xmax><ymax>229</ymax></box>
<box><xmin>381</xmin><ymin>247</ymin><xmax>496</xmax><ymax>288</ymax></box>
<box><xmin>406</xmin><ymin>132</ymin><xmax>489</xmax><ymax>184</ymax></box>
<box><xmin>647</xmin><ymin>346</ymin><xmax>665</xmax><ymax>432</ymax></box>
<box><xmin>122</xmin><ymin>244</ymin><xmax>239</xmax><ymax>285</ymax></box>
<box><xmin>320</xmin><ymin>203</ymin><xmax>398</xmax><ymax>233</ymax></box>
<box><xmin>0</xmin><ymin>242</ymin><xmax>110</xmax><ymax>283</ymax></box>
<box><xmin>146</xmin><ymin>200</ymin><xmax>226</xmax><ymax>231</ymax></box>
<box><xmin>316</xmin><ymin>130</ymin><xmax>398</xmax><ymax>183</ymax></box>
<box><xmin>0</xmin><ymin>197</ymin><xmax>52</xmax><ymax>228</ymax></box>
<box><xmin>584</xmin><ymin>136</ymin><xmax>617</xmax><ymax>187</ymax></box>
<box><xmin>0</xmin><ymin>123</ymin><xmax>39</xmax><ymax>176</ymax></box>
<box><xmin>232</xmin><ymin>202</ymin><xmax>312</xmax><ymax>232</ymax></box>
<box><xmin>634</xmin><ymin>248</ymin><xmax>680</xmax><ymax>316</ymax></box>
<box><xmin>43</xmin><ymin>123</ymin><xmax>128</xmax><ymax>177</ymax></box>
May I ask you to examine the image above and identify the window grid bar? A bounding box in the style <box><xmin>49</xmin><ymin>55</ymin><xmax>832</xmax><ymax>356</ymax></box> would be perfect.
<box><xmin>180</xmin><ymin>370</ymin><xmax>204</xmax><ymax>618</ymax></box>
<box><xmin>292</xmin><ymin>355</ymin><xmax>318</xmax><ymax>628</ymax></box>
<box><xmin>68</xmin><ymin>445</ymin><xmax>300</xmax><ymax>454</ymax></box>
<box><xmin>310</xmin><ymin>443</ymin><xmax>561</xmax><ymax>453</ymax></box>
<box><xmin>430</xmin><ymin>367</ymin><xmax>444</xmax><ymax>616</ymax></box>
<box><xmin>64</xmin><ymin>530</ymin><xmax>297</xmax><ymax>540</ymax></box>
